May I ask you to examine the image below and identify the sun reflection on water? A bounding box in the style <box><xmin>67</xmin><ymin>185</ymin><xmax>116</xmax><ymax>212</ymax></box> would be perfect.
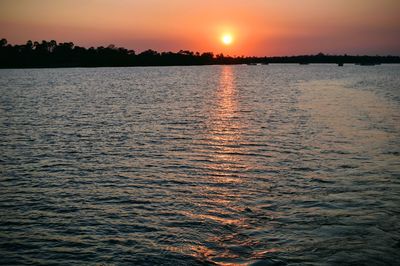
<box><xmin>209</xmin><ymin>65</ymin><xmax>245</xmax><ymax>174</ymax></box>
<box><xmin>186</xmin><ymin>66</ymin><xmax>256</xmax><ymax>265</ymax></box>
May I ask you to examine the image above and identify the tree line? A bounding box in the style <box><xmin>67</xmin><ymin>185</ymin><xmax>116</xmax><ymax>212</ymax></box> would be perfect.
<box><xmin>1</xmin><ymin>38</ymin><xmax>399</xmax><ymax>68</ymax></box>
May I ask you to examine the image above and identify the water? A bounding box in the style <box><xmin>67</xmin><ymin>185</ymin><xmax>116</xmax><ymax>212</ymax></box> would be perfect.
<box><xmin>0</xmin><ymin>65</ymin><xmax>399</xmax><ymax>265</ymax></box>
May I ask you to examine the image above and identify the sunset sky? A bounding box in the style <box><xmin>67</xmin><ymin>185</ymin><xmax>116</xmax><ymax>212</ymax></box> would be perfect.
<box><xmin>0</xmin><ymin>0</ymin><xmax>399</xmax><ymax>56</ymax></box>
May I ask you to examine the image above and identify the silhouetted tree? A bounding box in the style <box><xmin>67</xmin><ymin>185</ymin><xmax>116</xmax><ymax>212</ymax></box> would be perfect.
<box><xmin>0</xmin><ymin>38</ymin><xmax>7</xmax><ymax>47</ymax></box>
<box><xmin>0</xmin><ymin>38</ymin><xmax>399</xmax><ymax>68</ymax></box>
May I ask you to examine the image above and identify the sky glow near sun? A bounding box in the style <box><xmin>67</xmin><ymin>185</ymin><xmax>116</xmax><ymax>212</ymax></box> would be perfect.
<box><xmin>0</xmin><ymin>0</ymin><xmax>399</xmax><ymax>55</ymax></box>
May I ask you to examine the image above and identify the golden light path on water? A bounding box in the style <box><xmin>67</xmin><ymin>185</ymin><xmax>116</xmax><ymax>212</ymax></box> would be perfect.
<box><xmin>183</xmin><ymin>66</ymin><xmax>258</xmax><ymax>265</ymax></box>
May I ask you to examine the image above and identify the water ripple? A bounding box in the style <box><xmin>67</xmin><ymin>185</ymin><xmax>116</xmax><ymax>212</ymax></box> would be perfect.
<box><xmin>1</xmin><ymin>65</ymin><xmax>400</xmax><ymax>265</ymax></box>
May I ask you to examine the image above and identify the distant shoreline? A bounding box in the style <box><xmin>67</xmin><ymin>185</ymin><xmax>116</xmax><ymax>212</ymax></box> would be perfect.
<box><xmin>1</xmin><ymin>39</ymin><xmax>399</xmax><ymax>68</ymax></box>
<box><xmin>2</xmin><ymin>63</ymin><xmax>400</xmax><ymax>70</ymax></box>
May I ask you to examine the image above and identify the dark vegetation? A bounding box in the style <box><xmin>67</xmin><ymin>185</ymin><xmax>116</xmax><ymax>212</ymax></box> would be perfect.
<box><xmin>1</xmin><ymin>38</ymin><xmax>399</xmax><ymax>68</ymax></box>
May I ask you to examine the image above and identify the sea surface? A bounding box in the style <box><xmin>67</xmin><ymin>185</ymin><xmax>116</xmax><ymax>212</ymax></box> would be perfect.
<box><xmin>0</xmin><ymin>65</ymin><xmax>399</xmax><ymax>265</ymax></box>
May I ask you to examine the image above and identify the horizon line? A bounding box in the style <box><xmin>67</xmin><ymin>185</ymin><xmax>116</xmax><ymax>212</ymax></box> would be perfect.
<box><xmin>2</xmin><ymin>38</ymin><xmax>400</xmax><ymax>58</ymax></box>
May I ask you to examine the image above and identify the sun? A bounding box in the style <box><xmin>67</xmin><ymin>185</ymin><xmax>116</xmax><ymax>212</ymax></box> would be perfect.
<box><xmin>221</xmin><ymin>34</ymin><xmax>233</xmax><ymax>45</ymax></box>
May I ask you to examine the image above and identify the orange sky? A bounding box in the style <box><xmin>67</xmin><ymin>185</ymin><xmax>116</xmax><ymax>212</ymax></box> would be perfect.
<box><xmin>0</xmin><ymin>0</ymin><xmax>399</xmax><ymax>56</ymax></box>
